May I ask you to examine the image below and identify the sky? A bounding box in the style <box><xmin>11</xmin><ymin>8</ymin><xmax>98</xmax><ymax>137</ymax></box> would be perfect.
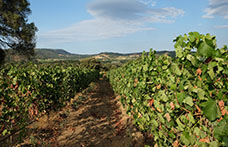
<box><xmin>28</xmin><ymin>0</ymin><xmax>228</xmax><ymax>54</ymax></box>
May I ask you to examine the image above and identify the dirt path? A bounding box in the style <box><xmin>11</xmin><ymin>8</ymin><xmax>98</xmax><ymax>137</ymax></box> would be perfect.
<box><xmin>15</xmin><ymin>78</ymin><xmax>144</xmax><ymax>147</ymax></box>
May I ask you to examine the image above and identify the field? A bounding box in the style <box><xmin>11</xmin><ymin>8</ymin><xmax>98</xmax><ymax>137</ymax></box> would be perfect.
<box><xmin>0</xmin><ymin>32</ymin><xmax>228</xmax><ymax>146</ymax></box>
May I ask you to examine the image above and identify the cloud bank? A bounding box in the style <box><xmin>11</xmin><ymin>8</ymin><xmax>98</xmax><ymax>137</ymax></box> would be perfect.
<box><xmin>215</xmin><ymin>25</ymin><xmax>228</xmax><ymax>28</ymax></box>
<box><xmin>39</xmin><ymin>0</ymin><xmax>184</xmax><ymax>44</ymax></box>
<box><xmin>203</xmin><ymin>0</ymin><xmax>228</xmax><ymax>19</ymax></box>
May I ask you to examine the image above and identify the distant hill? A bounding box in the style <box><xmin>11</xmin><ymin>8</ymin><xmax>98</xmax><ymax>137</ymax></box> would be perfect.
<box><xmin>155</xmin><ymin>50</ymin><xmax>176</xmax><ymax>57</ymax></box>
<box><xmin>34</xmin><ymin>48</ymin><xmax>175</xmax><ymax>62</ymax></box>
<box><xmin>35</xmin><ymin>48</ymin><xmax>90</xmax><ymax>61</ymax></box>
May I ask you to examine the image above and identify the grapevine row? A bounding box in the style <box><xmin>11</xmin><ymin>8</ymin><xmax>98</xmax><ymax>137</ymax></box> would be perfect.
<box><xmin>108</xmin><ymin>32</ymin><xmax>228</xmax><ymax>146</ymax></box>
<box><xmin>0</xmin><ymin>63</ymin><xmax>99</xmax><ymax>136</ymax></box>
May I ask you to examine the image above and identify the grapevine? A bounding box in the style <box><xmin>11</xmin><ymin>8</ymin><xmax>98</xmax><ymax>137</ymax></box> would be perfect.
<box><xmin>108</xmin><ymin>32</ymin><xmax>228</xmax><ymax>146</ymax></box>
<box><xmin>0</xmin><ymin>63</ymin><xmax>99</xmax><ymax>137</ymax></box>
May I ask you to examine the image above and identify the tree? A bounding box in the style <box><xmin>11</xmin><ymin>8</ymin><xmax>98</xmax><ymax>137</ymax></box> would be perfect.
<box><xmin>0</xmin><ymin>46</ymin><xmax>5</xmax><ymax>64</ymax></box>
<box><xmin>0</xmin><ymin>0</ymin><xmax>37</xmax><ymax>64</ymax></box>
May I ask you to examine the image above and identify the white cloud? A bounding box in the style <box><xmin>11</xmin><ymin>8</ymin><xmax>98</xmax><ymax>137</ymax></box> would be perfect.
<box><xmin>203</xmin><ymin>0</ymin><xmax>228</xmax><ymax>19</ymax></box>
<box><xmin>87</xmin><ymin>0</ymin><xmax>184</xmax><ymax>21</ymax></box>
<box><xmin>39</xmin><ymin>0</ymin><xmax>184</xmax><ymax>44</ymax></box>
<box><xmin>39</xmin><ymin>18</ymin><xmax>155</xmax><ymax>43</ymax></box>
<box><xmin>139</xmin><ymin>0</ymin><xmax>157</xmax><ymax>7</ymax></box>
<box><xmin>215</xmin><ymin>25</ymin><xmax>228</xmax><ymax>28</ymax></box>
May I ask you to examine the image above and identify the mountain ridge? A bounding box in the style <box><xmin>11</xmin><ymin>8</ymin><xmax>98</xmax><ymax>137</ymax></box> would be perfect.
<box><xmin>35</xmin><ymin>48</ymin><xmax>175</xmax><ymax>61</ymax></box>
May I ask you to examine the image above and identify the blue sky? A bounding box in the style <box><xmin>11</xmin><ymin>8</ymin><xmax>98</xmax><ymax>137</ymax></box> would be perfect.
<box><xmin>28</xmin><ymin>0</ymin><xmax>228</xmax><ymax>54</ymax></box>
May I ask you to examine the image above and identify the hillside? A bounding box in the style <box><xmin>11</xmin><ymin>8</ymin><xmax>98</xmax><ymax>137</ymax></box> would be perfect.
<box><xmin>35</xmin><ymin>48</ymin><xmax>175</xmax><ymax>62</ymax></box>
<box><xmin>35</xmin><ymin>49</ymin><xmax>90</xmax><ymax>61</ymax></box>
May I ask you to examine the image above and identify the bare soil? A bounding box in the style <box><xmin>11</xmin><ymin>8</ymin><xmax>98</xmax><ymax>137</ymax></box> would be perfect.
<box><xmin>9</xmin><ymin>78</ymin><xmax>145</xmax><ymax>147</ymax></box>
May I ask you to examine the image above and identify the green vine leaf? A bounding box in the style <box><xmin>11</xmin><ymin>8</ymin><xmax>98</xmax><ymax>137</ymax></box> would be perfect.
<box><xmin>2</xmin><ymin>129</ymin><xmax>8</xmax><ymax>136</ymax></box>
<box><xmin>183</xmin><ymin>96</ymin><xmax>194</xmax><ymax>107</ymax></box>
<box><xmin>171</xmin><ymin>63</ymin><xmax>182</xmax><ymax>76</ymax></box>
<box><xmin>181</xmin><ymin>131</ymin><xmax>195</xmax><ymax>146</ymax></box>
<box><xmin>202</xmin><ymin>99</ymin><xmax>221</xmax><ymax>121</ymax></box>
<box><xmin>197</xmin><ymin>39</ymin><xmax>215</xmax><ymax>57</ymax></box>
<box><xmin>176</xmin><ymin>46</ymin><xmax>183</xmax><ymax>58</ymax></box>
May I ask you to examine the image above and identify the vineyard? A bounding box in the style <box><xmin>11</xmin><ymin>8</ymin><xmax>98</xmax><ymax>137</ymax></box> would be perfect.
<box><xmin>0</xmin><ymin>32</ymin><xmax>227</xmax><ymax>146</ymax></box>
<box><xmin>109</xmin><ymin>32</ymin><xmax>228</xmax><ymax>146</ymax></box>
<box><xmin>0</xmin><ymin>63</ymin><xmax>99</xmax><ymax>138</ymax></box>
